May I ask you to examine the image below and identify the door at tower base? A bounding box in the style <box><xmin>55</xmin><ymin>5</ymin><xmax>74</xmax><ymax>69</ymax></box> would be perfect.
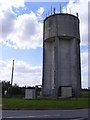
<box><xmin>61</xmin><ymin>86</ymin><xmax>72</xmax><ymax>98</ymax></box>
<box><xmin>51</xmin><ymin>88</ymin><xmax>56</xmax><ymax>97</ymax></box>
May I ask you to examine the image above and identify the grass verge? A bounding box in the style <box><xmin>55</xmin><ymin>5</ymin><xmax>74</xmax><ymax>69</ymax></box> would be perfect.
<box><xmin>2</xmin><ymin>90</ymin><xmax>89</xmax><ymax>110</ymax></box>
<box><xmin>2</xmin><ymin>97</ymin><xmax>88</xmax><ymax>110</ymax></box>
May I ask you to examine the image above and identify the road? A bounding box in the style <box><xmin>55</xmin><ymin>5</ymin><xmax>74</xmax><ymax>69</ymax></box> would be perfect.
<box><xmin>1</xmin><ymin>109</ymin><xmax>89</xmax><ymax>120</ymax></box>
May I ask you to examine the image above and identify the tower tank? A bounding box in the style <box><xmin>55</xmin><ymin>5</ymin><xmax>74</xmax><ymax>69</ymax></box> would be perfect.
<box><xmin>42</xmin><ymin>13</ymin><xmax>81</xmax><ymax>97</ymax></box>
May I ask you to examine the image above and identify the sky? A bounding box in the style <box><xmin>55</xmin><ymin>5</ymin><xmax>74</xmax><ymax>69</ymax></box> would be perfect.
<box><xmin>0</xmin><ymin>0</ymin><xmax>89</xmax><ymax>88</ymax></box>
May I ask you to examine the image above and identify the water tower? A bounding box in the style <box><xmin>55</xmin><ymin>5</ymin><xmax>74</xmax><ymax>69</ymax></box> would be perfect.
<box><xmin>42</xmin><ymin>9</ymin><xmax>81</xmax><ymax>98</ymax></box>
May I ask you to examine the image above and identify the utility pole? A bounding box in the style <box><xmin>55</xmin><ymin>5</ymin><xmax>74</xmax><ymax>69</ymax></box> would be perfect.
<box><xmin>10</xmin><ymin>60</ymin><xmax>14</xmax><ymax>97</ymax></box>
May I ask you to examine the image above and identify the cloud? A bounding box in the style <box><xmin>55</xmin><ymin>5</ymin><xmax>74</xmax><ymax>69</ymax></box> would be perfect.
<box><xmin>37</xmin><ymin>7</ymin><xmax>44</xmax><ymax>18</ymax></box>
<box><xmin>0</xmin><ymin>2</ymin><xmax>44</xmax><ymax>49</ymax></box>
<box><xmin>1</xmin><ymin>10</ymin><xmax>16</xmax><ymax>39</ymax></box>
<box><xmin>88</xmin><ymin>2</ymin><xmax>90</xmax><ymax>88</ymax></box>
<box><xmin>0</xmin><ymin>0</ymin><xmax>25</xmax><ymax>10</ymax></box>
<box><xmin>9</xmin><ymin>11</ymin><xmax>43</xmax><ymax>49</ymax></box>
<box><xmin>81</xmin><ymin>51</ymin><xmax>88</xmax><ymax>88</ymax></box>
<box><xmin>0</xmin><ymin>44</ymin><xmax>2</xmax><ymax>59</ymax></box>
<box><xmin>88</xmin><ymin>1</ymin><xmax>90</xmax><ymax>51</ymax></box>
<box><xmin>0</xmin><ymin>60</ymin><xmax>42</xmax><ymax>87</ymax></box>
<box><xmin>88</xmin><ymin>51</ymin><xmax>90</xmax><ymax>87</ymax></box>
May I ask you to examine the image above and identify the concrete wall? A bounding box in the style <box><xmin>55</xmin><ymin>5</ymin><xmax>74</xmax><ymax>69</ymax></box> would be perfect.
<box><xmin>42</xmin><ymin>13</ymin><xmax>81</xmax><ymax>97</ymax></box>
<box><xmin>58</xmin><ymin>38</ymin><xmax>71</xmax><ymax>87</ymax></box>
<box><xmin>44</xmin><ymin>14</ymin><xmax>80</xmax><ymax>40</ymax></box>
<box><xmin>43</xmin><ymin>41</ymin><xmax>55</xmax><ymax>96</ymax></box>
<box><xmin>57</xmin><ymin>38</ymin><xmax>81</xmax><ymax>96</ymax></box>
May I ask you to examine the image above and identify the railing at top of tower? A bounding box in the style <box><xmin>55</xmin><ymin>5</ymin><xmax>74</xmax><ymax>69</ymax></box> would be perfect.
<box><xmin>45</xmin><ymin>4</ymin><xmax>79</xmax><ymax>19</ymax></box>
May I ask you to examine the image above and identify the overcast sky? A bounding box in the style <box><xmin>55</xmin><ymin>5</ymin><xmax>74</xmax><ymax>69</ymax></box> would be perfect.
<box><xmin>0</xmin><ymin>0</ymin><xmax>89</xmax><ymax>88</ymax></box>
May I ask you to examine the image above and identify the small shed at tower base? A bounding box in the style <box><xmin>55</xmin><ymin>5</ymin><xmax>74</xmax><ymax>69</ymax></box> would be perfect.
<box><xmin>25</xmin><ymin>88</ymin><xmax>36</xmax><ymax>99</ymax></box>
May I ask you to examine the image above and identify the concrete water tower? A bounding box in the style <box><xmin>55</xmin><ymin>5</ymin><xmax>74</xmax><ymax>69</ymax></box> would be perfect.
<box><xmin>42</xmin><ymin>10</ymin><xmax>81</xmax><ymax>98</ymax></box>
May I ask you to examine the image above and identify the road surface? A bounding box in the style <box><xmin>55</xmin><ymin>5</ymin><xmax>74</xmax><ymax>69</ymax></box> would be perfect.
<box><xmin>1</xmin><ymin>109</ymin><xmax>89</xmax><ymax>120</ymax></box>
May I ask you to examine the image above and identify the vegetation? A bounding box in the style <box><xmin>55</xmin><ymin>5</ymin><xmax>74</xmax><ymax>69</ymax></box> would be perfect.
<box><xmin>2</xmin><ymin>90</ymin><xmax>89</xmax><ymax>110</ymax></box>
<box><xmin>2</xmin><ymin>81</ymin><xmax>41</xmax><ymax>98</ymax></box>
<box><xmin>2</xmin><ymin>81</ymin><xmax>89</xmax><ymax>110</ymax></box>
<box><xmin>2</xmin><ymin>81</ymin><xmax>25</xmax><ymax>97</ymax></box>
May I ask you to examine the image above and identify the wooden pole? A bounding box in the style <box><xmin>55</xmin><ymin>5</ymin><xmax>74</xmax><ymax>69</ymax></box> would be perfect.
<box><xmin>10</xmin><ymin>60</ymin><xmax>14</xmax><ymax>97</ymax></box>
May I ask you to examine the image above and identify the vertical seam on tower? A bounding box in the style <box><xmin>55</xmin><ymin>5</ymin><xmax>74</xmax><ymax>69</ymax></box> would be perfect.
<box><xmin>55</xmin><ymin>15</ymin><xmax>59</xmax><ymax>98</ymax></box>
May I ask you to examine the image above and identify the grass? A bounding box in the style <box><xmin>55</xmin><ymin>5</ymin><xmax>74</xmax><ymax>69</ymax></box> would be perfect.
<box><xmin>2</xmin><ymin>91</ymin><xmax>89</xmax><ymax>110</ymax></box>
<box><xmin>2</xmin><ymin>97</ymin><xmax>88</xmax><ymax>110</ymax></box>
